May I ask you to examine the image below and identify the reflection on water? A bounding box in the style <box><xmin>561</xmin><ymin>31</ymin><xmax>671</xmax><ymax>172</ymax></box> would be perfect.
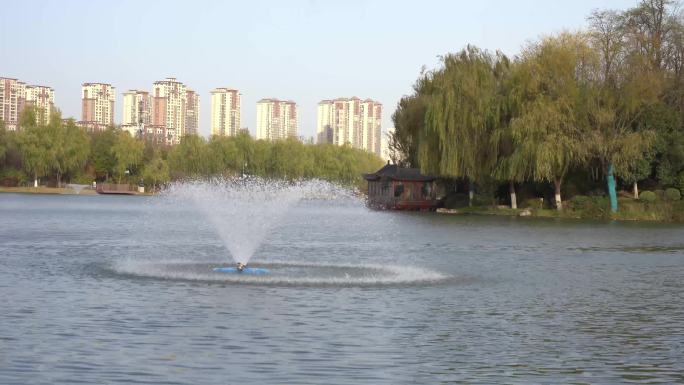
<box><xmin>0</xmin><ymin>193</ymin><xmax>683</xmax><ymax>384</ymax></box>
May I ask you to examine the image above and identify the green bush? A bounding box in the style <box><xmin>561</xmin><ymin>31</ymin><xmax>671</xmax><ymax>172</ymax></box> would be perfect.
<box><xmin>442</xmin><ymin>193</ymin><xmax>469</xmax><ymax>209</ymax></box>
<box><xmin>523</xmin><ymin>197</ymin><xmax>544</xmax><ymax>209</ymax></box>
<box><xmin>568</xmin><ymin>195</ymin><xmax>609</xmax><ymax>218</ymax></box>
<box><xmin>654</xmin><ymin>189</ymin><xmax>666</xmax><ymax>200</ymax></box>
<box><xmin>677</xmin><ymin>171</ymin><xmax>684</xmax><ymax>194</ymax></box>
<box><xmin>569</xmin><ymin>195</ymin><xmax>590</xmax><ymax>209</ymax></box>
<box><xmin>639</xmin><ymin>191</ymin><xmax>657</xmax><ymax>203</ymax></box>
<box><xmin>665</xmin><ymin>187</ymin><xmax>681</xmax><ymax>201</ymax></box>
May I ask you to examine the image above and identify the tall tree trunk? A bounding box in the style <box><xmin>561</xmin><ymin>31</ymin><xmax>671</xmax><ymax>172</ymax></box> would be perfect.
<box><xmin>554</xmin><ymin>178</ymin><xmax>563</xmax><ymax>210</ymax></box>
<box><xmin>34</xmin><ymin>173</ymin><xmax>38</xmax><ymax>188</ymax></box>
<box><xmin>607</xmin><ymin>163</ymin><xmax>618</xmax><ymax>213</ymax></box>
<box><xmin>468</xmin><ymin>180</ymin><xmax>474</xmax><ymax>207</ymax></box>
<box><xmin>57</xmin><ymin>172</ymin><xmax>61</xmax><ymax>188</ymax></box>
<box><xmin>509</xmin><ymin>181</ymin><xmax>517</xmax><ymax>209</ymax></box>
<box><xmin>633</xmin><ymin>181</ymin><xmax>639</xmax><ymax>200</ymax></box>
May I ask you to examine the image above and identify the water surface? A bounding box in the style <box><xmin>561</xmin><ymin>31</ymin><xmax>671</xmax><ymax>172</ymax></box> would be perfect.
<box><xmin>1</xmin><ymin>193</ymin><xmax>683</xmax><ymax>384</ymax></box>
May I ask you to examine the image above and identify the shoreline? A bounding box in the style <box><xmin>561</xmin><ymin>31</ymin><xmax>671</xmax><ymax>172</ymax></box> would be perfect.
<box><xmin>3</xmin><ymin>187</ymin><xmax>682</xmax><ymax>223</ymax></box>
<box><xmin>0</xmin><ymin>186</ymin><xmax>153</xmax><ymax>196</ymax></box>
<box><xmin>435</xmin><ymin>206</ymin><xmax>684</xmax><ymax>223</ymax></box>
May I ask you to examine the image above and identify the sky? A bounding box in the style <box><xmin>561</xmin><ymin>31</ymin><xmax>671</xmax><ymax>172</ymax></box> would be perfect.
<box><xmin>1</xmin><ymin>0</ymin><xmax>638</xmax><ymax>139</ymax></box>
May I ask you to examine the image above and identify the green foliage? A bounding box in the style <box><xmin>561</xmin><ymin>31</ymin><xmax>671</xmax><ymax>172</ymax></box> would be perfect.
<box><xmin>568</xmin><ymin>195</ymin><xmax>611</xmax><ymax>218</ymax></box>
<box><xmin>0</xmin><ymin>119</ymin><xmax>6</xmax><ymax>166</ymax></box>
<box><xmin>664</xmin><ymin>187</ymin><xmax>681</xmax><ymax>201</ymax></box>
<box><xmin>677</xmin><ymin>171</ymin><xmax>684</xmax><ymax>193</ymax></box>
<box><xmin>15</xmin><ymin>108</ymin><xmax>52</xmax><ymax>184</ymax></box>
<box><xmin>111</xmin><ymin>130</ymin><xmax>144</xmax><ymax>183</ymax></box>
<box><xmin>387</xmin><ymin>0</ymin><xmax>684</xmax><ymax>217</ymax></box>
<box><xmin>421</xmin><ymin>46</ymin><xmax>506</xmax><ymax>181</ymax></box>
<box><xmin>142</xmin><ymin>149</ymin><xmax>170</xmax><ymax>190</ymax></box>
<box><xmin>639</xmin><ymin>190</ymin><xmax>657</xmax><ymax>202</ymax></box>
<box><xmin>90</xmin><ymin>129</ymin><xmax>117</xmax><ymax>180</ymax></box>
<box><xmin>522</xmin><ymin>198</ymin><xmax>544</xmax><ymax>210</ymax></box>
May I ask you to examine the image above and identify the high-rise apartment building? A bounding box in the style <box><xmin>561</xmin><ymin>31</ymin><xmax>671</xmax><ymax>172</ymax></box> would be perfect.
<box><xmin>1</xmin><ymin>77</ymin><xmax>56</xmax><ymax>130</ymax></box>
<box><xmin>361</xmin><ymin>99</ymin><xmax>383</xmax><ymax>156</ymax></box>
<box><xmin>121</xmin><ymin>90</ymin><xmax>151</xmax><ymax>136</ymax></box>
<box><xmin>150</xmin><ymin>77</ymin><xmax>190</xmax><ymax>144</ymax></box>
<box><xmin>81</xmin><ymin>83</ymin><xmax>115</xmax><ymax>132</ymax></box>
<box><xmin>0</xmin><ymin>77</ymin><xmax>26</xmax><ymax>131</ymax></box>
<box><xmin>317</xmin><ymin>97</ymin><xmax>382</xmax><ymax>156</ymax></box>
<box><xmin>210</xmin><ymin>88</ymin><xmax>241</xmax><ymax>137</ymax></box>
<box><xmin>256</xmin><ymin>98</ymin><xmax>298</xmax><ymax>141</ymax></box>
<box><xmin>185</xmin><ymin>90</ymin><xmax>200</xmax><ymax>136</ymax></box>
<box><xmin>24</xmin><ymin>85</ymin><xmax>54</xmax><ymax>126</ymax></box>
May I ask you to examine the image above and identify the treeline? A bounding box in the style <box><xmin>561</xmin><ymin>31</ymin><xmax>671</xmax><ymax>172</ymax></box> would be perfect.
<box><xmin>390</xmin><ymin>0</ymin><xmax>684</xmax><ymax>211</ymax></box>
<box><xmin>0</xmin><ymin>108</ymin><xmax>384</xmax><ymax>190</ymax></box>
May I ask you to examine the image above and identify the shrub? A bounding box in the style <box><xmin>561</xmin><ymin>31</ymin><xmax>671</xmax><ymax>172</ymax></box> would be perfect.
<box><xmin>442</xmin><ymin>193</ymin><xmax>469</xmax><ymax>209</ymax></box>
<box><xmin>654</xmin><ymin>189</ymin><xmax>665</xmax><ymax>200</ymax></box>
<box><xmin>569</xmin><ymin>195</ymin><xmax>590</xmax><ymax>209</ymax></box>
<box><xmin>665</xmin><ymin>187</ymin><xmax>681</xmax><ymax>201</ymax></box>
<box><xmin>639</xmin><ymin>191</ymin><xmax>657</xmax><ymax>203</ymax></box>
<box><xmin>523</xmin><ymin>197</ymin><xmax>544</xmax><ymax>209</ymax></box>
<box><xmin>677</xmin><ymin>171</ymin><xmax>684</xmax><ymax>195</ymax></box>
<box><xmin>568</xmin><ymin>195</ymin><xmax>609</xmax><ymax>218</ymax></box>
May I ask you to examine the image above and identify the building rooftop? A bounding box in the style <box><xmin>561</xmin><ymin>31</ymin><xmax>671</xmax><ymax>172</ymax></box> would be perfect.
<box><xmin>211</xmin><ymin>88</ymin><xmax>239</xmax><ymax>93</ymax></box>
<box><xmin>363</xmin><ymin>163</ymin><xmax>436</xmax><ymax>182</ymax></box>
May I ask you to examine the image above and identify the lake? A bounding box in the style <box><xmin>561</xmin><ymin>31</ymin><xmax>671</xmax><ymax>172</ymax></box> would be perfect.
<box><xmin>1</xmin><ymin>192</ymin><xmax>683</xmax><ymax>384</ymax></box>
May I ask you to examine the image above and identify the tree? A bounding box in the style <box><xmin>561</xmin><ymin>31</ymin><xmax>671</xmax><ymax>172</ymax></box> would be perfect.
<box><xmin>509</xmin><ymin>33</ymin><xmax>592</xmax><ymax>210</ymax></box>
<box><xmin>422</xmin><ymin>47</ymin><xmax>509</xmax><ymax>206</ymax></box>
<box><xmin>16</xmin><ymin>107</ymin><xmax>52</xmax><ymax>187</ymax></box>
<box><xmin>588</xmin><ymin>10</ymin><xmax>660</xmax><ymax>212</ymax></box>
<box><xmin>111</xmin><ymin>130</ymin><xmax>144</xmax><ymax>183</ymax></box>
<box><xmin>0</xmin><ymin>119</ymin><xmax>6</xmax><ymax>166</ymax></box>
<box><xmin>168</xmin><ymin>134</ymin><xmax>208</xmax><ymax>177</ymax></box>
<box><xmin>38</xmin><ymin>112</ymin><xmax>91</xmax><ymax>187</ymax></box>
<box><xmin>90</xmin><ymin>128</ymin><xmax>118</xmax><ymax>181</ymax></box>
<box><xmin>142</xmin><ymin>149</ymin><xmax>170</xmax><ymax>191</ymax></box>
<box><xmin>59</xmin><ymin>119</ymin><xmax>90</xmax><ymax>185</ymax></box>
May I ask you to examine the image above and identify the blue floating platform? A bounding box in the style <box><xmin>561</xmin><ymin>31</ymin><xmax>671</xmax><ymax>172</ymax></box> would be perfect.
<box><xmin>213</xmin><ymin>267</ymin><xmax>269</xmax><ymax>275</ymax></box>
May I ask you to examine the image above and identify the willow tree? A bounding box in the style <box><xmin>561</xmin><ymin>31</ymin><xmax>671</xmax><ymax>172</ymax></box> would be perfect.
<box><xmin>510</xmin><ymin>33</ymin><xmax>592</xmax><ymax>210</ymax></box>
<box><xmin>111</xmin><ymin>130</ymin><xmax>144</xmax><ymax>183</ymax></box>
<box><xmin>390</xmin><ymin>73</ymin><xmax>436</xmax><ymax>167</ymax></box>
<box><xmin>422</xmin><ymin>46</ymin><xmax>504</xmax><ymax>205</ymax></box>
<box><xmin>46</xmin><ymin>113</ymin><xmax>90</xmax><ymax>187</ymax></box>
<box><xmin>142</xmin><ymin>149</ymin><xmax>170</xmax><ymax>191</ymax></box>
<box><xmin>588</xmin><ymin>10</ymin><xmax>660</xmax><ymax>212</ymax></box>
<box><xmin>0</xmin><ymin>119</ymin><xmax>6</xmax><ymax>165</ymax></box>
<box><xmin>16</xmin><ymin>107</ymin><xmax>52</xmax><ymax>187</ymax></box>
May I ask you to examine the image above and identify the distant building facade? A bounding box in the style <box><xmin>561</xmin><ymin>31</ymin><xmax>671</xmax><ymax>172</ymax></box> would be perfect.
<box><xmin>210</xmin><ymin>88</ymin><xmax>241</xmax><ymax>137</ymax></box>
<box><xmin>317</xmin><ymin>97</ymin><xmax>382</xmax><ymax>156</ymax></box>
<box><xmin>256</xmin><ymin>98</ymin><xmax>298</xmax><ymax>141</ymax></box>
<box><xmin>81</xmin><ymin>82</ymin><xmax>115</xmax><ymax>132</ymax></box>
<box><xmin>1</xmin><ymin>77</ymin><xmax>55</xmax><ymax>130</ymax></box>
<box><xmin>151</xmin><ymin>77</ymin><xmax>191</xmax><ymax>145</ymax></box>
<box><xmin>121</xmin><ymin>90</ymin><xmax>151</xmax><ymax>136</ymax></box>
<box><xmin>24</xmin><ymin>85</ymin><xmax>54</xmax><ymax>126</ymax></box>
<box><xmin>185</xmin><ymin>89</ymin><xmax>200</xmax><ymax>136</ymax></box>
<box><xmin>0</xmin><ymin>77</ymin><xmax>26</xmax><ymax>131</ymax></box>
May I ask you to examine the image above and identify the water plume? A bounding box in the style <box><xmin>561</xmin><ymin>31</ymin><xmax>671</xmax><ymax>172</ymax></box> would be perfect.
<box><xmin>162</xmin><ymin>177</ymin><xmax>357</xmax><ymax>265</ymax></box>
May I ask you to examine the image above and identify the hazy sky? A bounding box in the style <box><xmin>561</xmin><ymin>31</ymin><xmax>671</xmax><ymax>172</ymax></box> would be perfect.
<box><xmin>1</xmin><ymin>0</ymin><xmax>637</xmax><ymax>139</ymax></box>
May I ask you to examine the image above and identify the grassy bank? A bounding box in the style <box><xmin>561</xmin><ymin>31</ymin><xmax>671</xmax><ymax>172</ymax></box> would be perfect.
<box><xmin>0</xmin><ymin>186</ymin><xmax>97</xmax><ymax>195</ymax></box>
<box><xmin>439</xmin><ymin>196</ymin><xmax>684</xmax><ymax>222</ymax></box>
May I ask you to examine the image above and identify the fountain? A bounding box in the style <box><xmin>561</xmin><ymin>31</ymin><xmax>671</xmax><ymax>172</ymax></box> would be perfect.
<box><xmin>164</xmin><ymin>177</ymin><xmax>321</xmax><ymax>273</ymax></box>
<box><xmin>111</xmin><ymin>177</ymin><xmax>449</xmax><ymax>286</ymax></box>
<box><xmin>67</xmin><ymin>184</ymin><xmax>89</xmax><ymax>194</ymax></box>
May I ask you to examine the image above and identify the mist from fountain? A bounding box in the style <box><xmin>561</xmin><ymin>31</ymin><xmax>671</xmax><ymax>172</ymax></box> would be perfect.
<box><xmin>67</xmin><ymin>184</ymin><xmax>88</xmax><ymax>194</ymax></box>
<box><xmin>163</xmin><ymin>177</ymin><xmax>355</xmax><ymax>266</ymax></box>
